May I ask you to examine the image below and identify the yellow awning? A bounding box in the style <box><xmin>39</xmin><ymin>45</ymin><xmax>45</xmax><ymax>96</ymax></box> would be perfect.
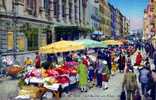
<box><xmin>102</xmin><ymin>40</ymin><xmax>123</xmax><ymax>46</ymax></box>
<box><xmin>39</xmin><ymin>40</ymin><xmax>85</xmax><ymax>54</ymax></box>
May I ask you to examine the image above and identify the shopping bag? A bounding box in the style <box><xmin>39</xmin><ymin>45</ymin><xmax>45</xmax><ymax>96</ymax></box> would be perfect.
<box><xmin>102</xmin><ymin>73</ymin><xmax>109</xmax><ymax>82</ymax></box>
<box><xmin>133</xmin><ymin>90</ymin><xmax>141</xmax><ymax>100</ymax></box>
<box><xmin>120</xmin><ymin>91</ymin><xmax>126</xmax><ymax>100</ymax></box>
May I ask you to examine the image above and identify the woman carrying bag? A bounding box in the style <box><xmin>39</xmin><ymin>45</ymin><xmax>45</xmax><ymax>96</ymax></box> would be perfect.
<box><xmin>122</xmin><ymin>68</ymin><xmax>138</xmax><ymax>100</ymax></box>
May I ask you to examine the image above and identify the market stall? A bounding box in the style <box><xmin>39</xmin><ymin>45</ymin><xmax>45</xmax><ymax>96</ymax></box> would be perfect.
<box><xmin>102</xmin><ymin>40</ymin><xmax>123</xmax><ymax>46</ymax></box>
<box><xmin>39</xmin><ymin>40</ymin><xmax>85</xmax><ymax>54</ymax></box>
<box><xmin>75</xmin><ymin>39</ymin><xmax>107</xmax><ymax>48</ymax></box>
<box><xmin>16</xmin><ymin>57</ymin><xmax>79</xmax><ymax>100</ymax></box>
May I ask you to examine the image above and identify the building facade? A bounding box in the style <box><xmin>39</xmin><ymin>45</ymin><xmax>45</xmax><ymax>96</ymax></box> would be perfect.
<box><xmin>123</xmin><ymin>16</ymin><xmax>130</xmax><ymax>36</ymax></box>
<box><xmin>0</xmin><ymin>0</ymin><xmax>89</xmax><ymax>52</ymax></box>
<box><xmin>88</xmin><ymin>0</ymin><xmax>101</xmax><ymax>31</ymax></box>
<box><xmin>99</xmin><ymin>0</ymin><xmax>111</xmax><ymax>36</ymax></box>
<box><xmin>109</xmin><ymin>3</ymin><xmax>116</xmax><ymax>38</ymax></box>
<box><xmin>143</xmin><ymin>0</ymin><xmax>156</xmax><ymax>40</ymax></box>
<box><xmin>108</xmin><ymin>3</ymin><xmax>129</xmax><ymax>38</ymax></box>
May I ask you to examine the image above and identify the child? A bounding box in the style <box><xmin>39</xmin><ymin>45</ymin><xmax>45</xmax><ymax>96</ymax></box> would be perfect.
<box><xmin>88</xmin><ymin>64</ymin><xmax>94</xmax><ymax>88</ymax></box>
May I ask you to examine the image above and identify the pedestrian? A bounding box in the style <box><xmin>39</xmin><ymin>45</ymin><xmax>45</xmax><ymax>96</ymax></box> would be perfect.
<box><xmin>122</xmin><ymin>68</ymin><xmax>138</xmax><ymax>100</ymax></box>
<box><xmin>88</xmin><ymin>63</ymin><xmax>94</xmax><ymax>88</ymax></box>
<box><xmin>35</xmin><ymin>52</ymin><xmax>41</xmax><ymax>68</ymax></box>
<box><xmin>111</xmin><ymin>52</ymin><xmax>117</xmax><ymax>75</ymax></box>
<box><xmin>149</xmin><ymin>70</ymin><xmax>156</xmax><ymax>100</ymax></box>
<box><xmin>153</xmin><ymin>51</ymin><xmax>156</xmax><ymax>70</ymax></box>
<box><xmin>126</xmin><ymin>54</ymin><xmax>133</xmax><ymax>72</ymax></box>
<box><xmin>148</xmin><ymin>43</ymin><xmax>154</xmax><ymax>58</ymax></box>
<box><xmin>106</xmin><ymin>52</ymin><xmax>112</xmax><ymax>74</ymax></box>
<box><xmin>95</xmin><ymin>58</ymin><xmax>104</xmax><ymax>88</ymax></box>
<box><xmin>135</xmin><ymin>52</ymin><xmax>143</xmax><ymax>66</ymax></box>
<box><xmin>138</xmin><ymin>62</ymin><xmax>151</xmax><ymax>96</ymax></box>
<box><xmin>102</xmin><ymin>60</ymin><xmax>110</xmax><ymax>90</ymax></box>
<box><xmin>83</xmin><ymin>55</ymin><xmax>90</xmax><ymax>67</ymax></box>
<box><xmin>145</xmin><ymin>42</ymin><xmax>150</xmax><ymax>55</ymax></box>
<box><xmin>77</xmin><ymin>59</ymin><xmax>88</xmax><ymax>92</ymax></box>
<box><xmin>24</xmin><ymin>57</ymin><xmax>33</xmax><ymax>67</ymax></box>
<box><xmin>118</xmin><ymin>53</ymin><xmax>126</xmax><ymax>73</ymax></box>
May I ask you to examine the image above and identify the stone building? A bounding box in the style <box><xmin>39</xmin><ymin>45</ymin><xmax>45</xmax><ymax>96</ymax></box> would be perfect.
<box><xmin>108</xmin><ymin>3</ymin><xmax>129</xmax><ymax>38</ymax></box>
<box><xmin>143</xmin><ymin>0</ymin><xmax>156</xmax><ymax>40</ymax></box>
<box><xmin>88</xmin><ymin>0</ymin><xmax>101</xmax><ymax>31</ymax></box>
<box><xmin>0</xmin><ymin>0</ymin><xmax>89</xmax><ymax>52</ymax></box>
<box><xmin>99</xmin><ymin>0</ymin><xmax>111</xmax><ymax>36</ymax></box>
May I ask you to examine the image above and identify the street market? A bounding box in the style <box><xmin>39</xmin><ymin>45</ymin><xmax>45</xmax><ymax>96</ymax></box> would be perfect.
<box><xmin>1</xmin><ymin>0</ymin><xmax>156</xmax><ymax>100</ymax></box>
<box><xmin>0</xmin><ymin>39</ymin><xmax>137</xmax><ymax>100</ymax></box>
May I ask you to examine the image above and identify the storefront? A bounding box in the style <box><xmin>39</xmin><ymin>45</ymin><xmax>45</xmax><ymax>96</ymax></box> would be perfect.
<box><xmin>55</xmin><ymin>26</ymin><xmax>92</xmax><ymax>41</ymax></box>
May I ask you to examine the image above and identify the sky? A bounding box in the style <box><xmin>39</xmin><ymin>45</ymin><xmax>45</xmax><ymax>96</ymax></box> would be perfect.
<box><xmin>108</xmin><ymin>0</ymin><xmax>148</xmax><ymax>30</ymax></box>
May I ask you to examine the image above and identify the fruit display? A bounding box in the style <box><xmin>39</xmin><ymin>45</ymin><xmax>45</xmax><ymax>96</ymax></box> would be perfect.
<box><xmin>19</xmin><ymin>61</ymin><xmax>78</xmax><ymax>96</ymax></box>
<box><xmin>56</xmin><ymin>76</ymin><xmax>70</xmax><ymax>84</ymax></box>
<box><xmin>25</xmin><ymin>69</ymin><xmax>41</xmax><ymax>78</ymax></box>
<box><xmin>46</xmin><ymin>69</ymin><xmax>59</xmax><ymax>77</ymax></box>
<box><xmin>55</xmin><ymin>66</ymin><xmax>77</xmax><ymax>75</ymax></box>
<box><xmin>44</xmin><ymin>77</ymin><xmax>58</xmax><ymax>85</ymax></box>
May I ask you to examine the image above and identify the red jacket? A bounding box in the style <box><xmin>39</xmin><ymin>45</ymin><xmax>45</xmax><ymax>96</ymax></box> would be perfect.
<box><xmin>136</xmin><ymin>54</ymin><xmax>142</xmax><ymax>65</ymax></box>
<box><xmin>35</xmin><ymin>55</ymin><xmax>41</xmax><ymax>66</ymax></box>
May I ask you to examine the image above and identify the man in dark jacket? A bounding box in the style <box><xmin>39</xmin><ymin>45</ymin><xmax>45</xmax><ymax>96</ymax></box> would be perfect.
<box><xmin>149</xmin><ymin>70</ymin><xmax>156</xmax><ymax>100</ymax></box>
<box><xmin>153</xmin><ymin>51</ymin><xmax>156</xmax><ymax>70</ymax></box>
<box><xmin>139</xmin><ymin>63</ymin><xmax>151</xmax><ymax>96</ymax></box>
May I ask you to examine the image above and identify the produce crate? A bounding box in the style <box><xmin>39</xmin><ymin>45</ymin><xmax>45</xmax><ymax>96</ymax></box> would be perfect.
<box><xmin>18</xmin><ymin>86</ymin><xmax>47</xmax><ymax>99</ymax></box>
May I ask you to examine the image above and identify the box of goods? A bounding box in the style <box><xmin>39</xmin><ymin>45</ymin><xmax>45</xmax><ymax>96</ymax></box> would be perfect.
<box><xmin>6</xmin><ymin>65</ymin><xmax>23</xmax><ymax>75</ymax></box>
<box><xmin>18</xmin><ymin>86</ymin><xmax>47</xmax><ymax>99</ymax></box>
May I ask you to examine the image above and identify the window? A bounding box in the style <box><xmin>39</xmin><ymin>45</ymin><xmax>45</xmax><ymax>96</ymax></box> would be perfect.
<box><xmin>62</xmin><ymin>0</ymin><xmax>66</xmax><ymax>18</ymax></box>
<box><xmin>54</xmin><ymin>0</ymin><xmax>59</xmax><ymax>19</ymax></box>
<box><xmin>27</xmin><ymin>30</ymin><xmax>38</xmax><ymax>51</ymax></box>
<box><xmin>27</xmin><ymin>0</ymin><xmax>33</xmax><ymax>10</ymax></box>
<box><xmin>44</xmin><ymin>0</ymin><xmax>49</xmax><ymax>13</ymax></box>
<box><xmin>69</xmin><ymin>1</ymin><xmax>72</xmax><ymax>20</ymax></box>
<box><xmin>26</xmin><ymin>0</ymin><xmax>37</xmax><ymax>16</ymax></box>
<box><xmin>74</xmin><ymin>0</ymin><xmax>77</xmax><ymax>22</ymax></box>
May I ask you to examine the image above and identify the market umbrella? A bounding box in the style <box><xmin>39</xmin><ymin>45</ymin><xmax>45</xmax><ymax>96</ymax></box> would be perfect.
<box><xmin>75</xmin><ymin>39</ymin><xmax>107</xmax><ymax>48</ymax></box>
<box><xmin>40</xmin><ymin>40</ymin><xmax>85</xmax><ymax>54</ymax></box>
<box><xmin>118</xmin><ymin>39</ymin><xmax>128</xmax><ymax>44</ymax></box>
<box><xmin>92</xmin><ymin>31</ymin><xmax>103</xmax><ymax>35</ymax></box>
<box><xmin>102</xmin><ymin>40</ymin><xmax>123</xmax><ymax>46</ymax></box>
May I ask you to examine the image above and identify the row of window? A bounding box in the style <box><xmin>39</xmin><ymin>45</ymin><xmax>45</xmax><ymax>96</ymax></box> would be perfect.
<box><xmin>26</xmin><ymin>0</ymin><xmax>80</xmax><ymax>21</ymax></box>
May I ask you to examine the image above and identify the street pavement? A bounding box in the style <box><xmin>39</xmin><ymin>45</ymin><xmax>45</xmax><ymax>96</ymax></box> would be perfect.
<box><xmin>61</xmin><ymin>73</ymin><xmax>124</xmax><ymax>100</ymax></box>
<box><xmin>0</xmin><ymin>79</ymin><xmax>18</xmax><ymax>100</ymax></box>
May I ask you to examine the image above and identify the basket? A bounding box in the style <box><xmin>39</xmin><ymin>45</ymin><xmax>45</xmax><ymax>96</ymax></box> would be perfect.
<box><xmin>19</xmin><ymin>86</ymin><xmax>47</xmax><ymax>99</ymax></box>
<box><xmin>6</xmin><ymin>66</ymin><xmax>23</xmax><ymax>75</ymax></box>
